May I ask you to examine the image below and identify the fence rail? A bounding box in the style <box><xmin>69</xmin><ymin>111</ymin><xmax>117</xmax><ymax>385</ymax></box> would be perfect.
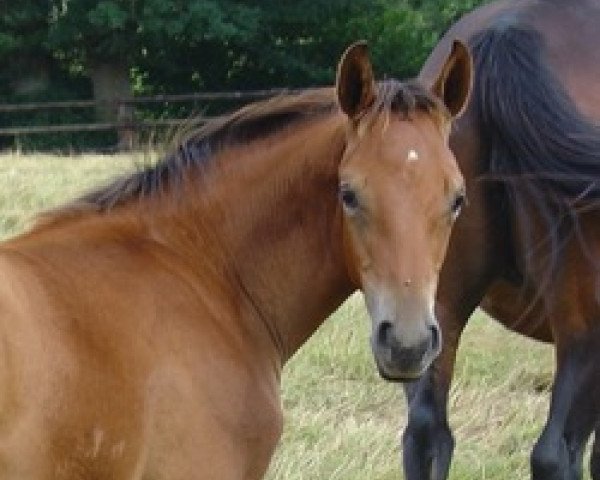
<box><xmin>0</xmin><ymin>119</ymin><xmax>197</xmax><ymax>136</ymax></box>
<box><xmin>0</xmin><ymin>88</ymin><xmax>299</xmax><ymax>113</ymax></box>
<box><xmin>0</xmin><ymin>88</ymin><xmax>308</xmax><ymax>142</ymax></box>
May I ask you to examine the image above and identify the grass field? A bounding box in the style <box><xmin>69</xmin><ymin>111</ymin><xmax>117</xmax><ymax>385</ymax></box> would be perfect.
<box><xmin>0</xmin><ymin>152</ymin><xmax>568</xmax><ymax>479</ymax></box>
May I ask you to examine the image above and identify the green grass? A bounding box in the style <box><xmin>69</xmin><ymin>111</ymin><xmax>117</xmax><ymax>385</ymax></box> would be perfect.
<box><xmin>272</xmin><ymin>301</ymin><xmax>558</xmax><ymax>480</ymax></box>
<box><xmin>0</xmin><ymin>151</ymin><xmax>146</xmax><ymax>239</ymax></box>
<box><xmin>0</xmin><ymin>152</ymin><xmax>573</xmax><ymax>479</ymax></box>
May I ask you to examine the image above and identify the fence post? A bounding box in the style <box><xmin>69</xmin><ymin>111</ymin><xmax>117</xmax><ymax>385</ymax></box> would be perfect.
<box><xmin>117</xmin><ymin>102</ymin><xmax>137</xmax><ymax>151</ymax></box>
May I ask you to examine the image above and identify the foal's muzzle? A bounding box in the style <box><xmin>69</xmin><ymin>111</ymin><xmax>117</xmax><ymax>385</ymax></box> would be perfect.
<box><xmin>371</xmin><ymin>321</ymin><xmax>441</xmax><ymax>382</ymax></box>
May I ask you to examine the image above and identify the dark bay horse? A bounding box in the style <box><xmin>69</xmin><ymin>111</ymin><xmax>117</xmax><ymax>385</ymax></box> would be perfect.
<box><xmin>0</xmin><ymin>43</ymin><xmax>471</xmax><ymax>479</ymax></box>
<box><xmin>403</xmin><ymin>0</ymin><xmax>600</xmax><ymax>479</ymax></box>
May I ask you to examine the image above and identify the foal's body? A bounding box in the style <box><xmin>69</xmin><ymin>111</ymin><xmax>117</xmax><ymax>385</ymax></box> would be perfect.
<box><xmin>0</xmin><ymin>43</ymin><xmax>472</xmax><ymax>479</ymax></box>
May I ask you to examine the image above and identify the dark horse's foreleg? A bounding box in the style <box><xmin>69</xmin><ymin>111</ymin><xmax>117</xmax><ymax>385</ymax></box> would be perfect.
<box><xmin>531</xmin><ymin>334</ymin><xmax>600</xmax><ymax>480</ymax></box>
<box><xmin>402</xmin><ymin>370</ymin><xmax>454</xmax><ymax>480</ymax></box>
<box><xmin>402</xmin><ymin>318</ymin><xmax>466</xmax><ymax>480</ymax></box>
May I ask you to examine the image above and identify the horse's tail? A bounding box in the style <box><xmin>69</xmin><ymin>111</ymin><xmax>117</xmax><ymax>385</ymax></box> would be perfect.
<box><xmin>470</xmin><ymin>23</ymin><xmax>600</xmax><ymax>304</ymax></box>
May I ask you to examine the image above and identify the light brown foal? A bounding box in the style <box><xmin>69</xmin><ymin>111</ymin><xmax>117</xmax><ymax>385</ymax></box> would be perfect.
<box><xmin>0</xmin><ymin>42</ymin><xmax>470</xmax><ymax>479</ymax></box>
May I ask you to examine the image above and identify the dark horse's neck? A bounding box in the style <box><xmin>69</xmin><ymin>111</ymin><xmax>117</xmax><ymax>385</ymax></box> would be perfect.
<box><xmin>147</xmin><ymin>113</ymin><xmax>355</xmax><ymax>365</ymax></box>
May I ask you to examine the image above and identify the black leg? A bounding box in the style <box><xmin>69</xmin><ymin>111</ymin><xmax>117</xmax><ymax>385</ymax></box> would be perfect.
<box><xmin>402</xmin><ymin>369</ymin><xmax>454</xmax><ymax>480</ymax></box>
<box><xmin>531</xmin><ymin>338</ymin><xmax>598</xmax><ymax>480</ymax></box>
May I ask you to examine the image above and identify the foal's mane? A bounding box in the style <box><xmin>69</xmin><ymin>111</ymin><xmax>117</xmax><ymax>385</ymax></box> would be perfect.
<box><xmin>41</xmin><ymin>80</ymin><xmax>444</xmax><ymax>221</ymax></box>
<box><xmin>471</xmin><ymin>22</ymin><xmax>600</xmax><ymax>303</ymax></box>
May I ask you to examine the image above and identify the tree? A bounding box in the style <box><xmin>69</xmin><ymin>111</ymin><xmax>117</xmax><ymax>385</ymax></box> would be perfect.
<box><xmin>0</xmin><ymin>0</ymin><xmax>491</xmax><ymax>150</ymax></box>
<box><xmin>0</xmin><ymin>2</ymin><xmax>55</xmax><ymax>97</ymax></box>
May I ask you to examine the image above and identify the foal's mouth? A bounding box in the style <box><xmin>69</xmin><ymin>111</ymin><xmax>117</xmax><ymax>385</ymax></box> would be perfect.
<box><xmin>371</xmin><ymin>339</ymin><xmax>439</xmax><ymax>383</ymax></box>
<box><xmin>374</xmin><ymin>359</ymin><xmax>429</xmax><ymax>383</ymax></box>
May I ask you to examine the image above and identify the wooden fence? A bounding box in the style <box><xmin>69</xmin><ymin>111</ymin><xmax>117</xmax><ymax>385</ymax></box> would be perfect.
<box><xmin>0</xmin><ymin>88</ymin><xmax>301</xmax><ymax>150</ymax></box>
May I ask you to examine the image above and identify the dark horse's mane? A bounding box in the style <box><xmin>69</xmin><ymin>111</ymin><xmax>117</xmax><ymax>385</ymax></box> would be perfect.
<box><xmin>43</xmin><ymin>81</ymin><xmax>444</xmax><ymax>219</ymax></box>
<box><xmin>471</xmin><ymin>23</ymin><xmax>600</xmax><ymax>300</ymax></box>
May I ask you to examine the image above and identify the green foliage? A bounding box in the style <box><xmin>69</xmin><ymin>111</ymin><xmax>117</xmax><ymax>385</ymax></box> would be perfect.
<box><xmin>0</xmin><ymin>0</ymin><xmax>490</xmax><ymax>150</ymax></box>
<box><xmin>0</xmin><ymin>1</ymin><xmax>48</xmax><ymax>57</ymax></box>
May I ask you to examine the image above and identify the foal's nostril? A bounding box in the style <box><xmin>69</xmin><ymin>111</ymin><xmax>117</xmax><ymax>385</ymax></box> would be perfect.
<box><xmin>377</xmin><ymin>321</ymin><xmax>393</xmax><ymax>346</ymax></box>
<box><xmin>429</xmin><ymin>325</ymin><xmax>441</xmax><ymax>352</ymax></box>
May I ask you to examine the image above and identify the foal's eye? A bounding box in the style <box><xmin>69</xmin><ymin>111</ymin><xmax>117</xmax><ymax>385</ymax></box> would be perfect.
<box><xmin>450</xmin><ymin>191</ymin><xmax>466</xmax><ymax>219</ymax></box>
<box><xmin>339</xmin><ymin>184</ymin><xmax>360</xmax><ymax>213</ymax></box>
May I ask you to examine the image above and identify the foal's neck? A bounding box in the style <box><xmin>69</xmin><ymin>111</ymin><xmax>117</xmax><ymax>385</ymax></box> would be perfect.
<box><xmin>162</xmin><ymin>115</ymin><xmax>355</xmax><ymax>364</ymax></box>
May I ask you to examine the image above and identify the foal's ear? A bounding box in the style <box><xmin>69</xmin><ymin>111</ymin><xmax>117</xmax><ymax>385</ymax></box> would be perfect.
<box><xmin>432</xmin><ymin>40</ymin><xmax>473</xmax><ymax>118</ymax></box>
<box><xmin>336</xmin><ymin>41</ymin><xmax>376</xmax><ymax>122</ymax></box>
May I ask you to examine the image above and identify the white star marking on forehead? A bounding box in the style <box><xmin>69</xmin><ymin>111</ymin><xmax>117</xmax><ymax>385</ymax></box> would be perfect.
<box><xmin>407</xmin><ymin>149</ymin><xmax>419</xmax><ymax>162</ymax></box>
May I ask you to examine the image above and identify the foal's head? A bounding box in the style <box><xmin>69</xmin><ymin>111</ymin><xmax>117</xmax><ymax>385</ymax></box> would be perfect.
<box><xmin>336</xmin><ymin>42</ymin><xmax>472</xmax><ymax>381</ymax></box>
